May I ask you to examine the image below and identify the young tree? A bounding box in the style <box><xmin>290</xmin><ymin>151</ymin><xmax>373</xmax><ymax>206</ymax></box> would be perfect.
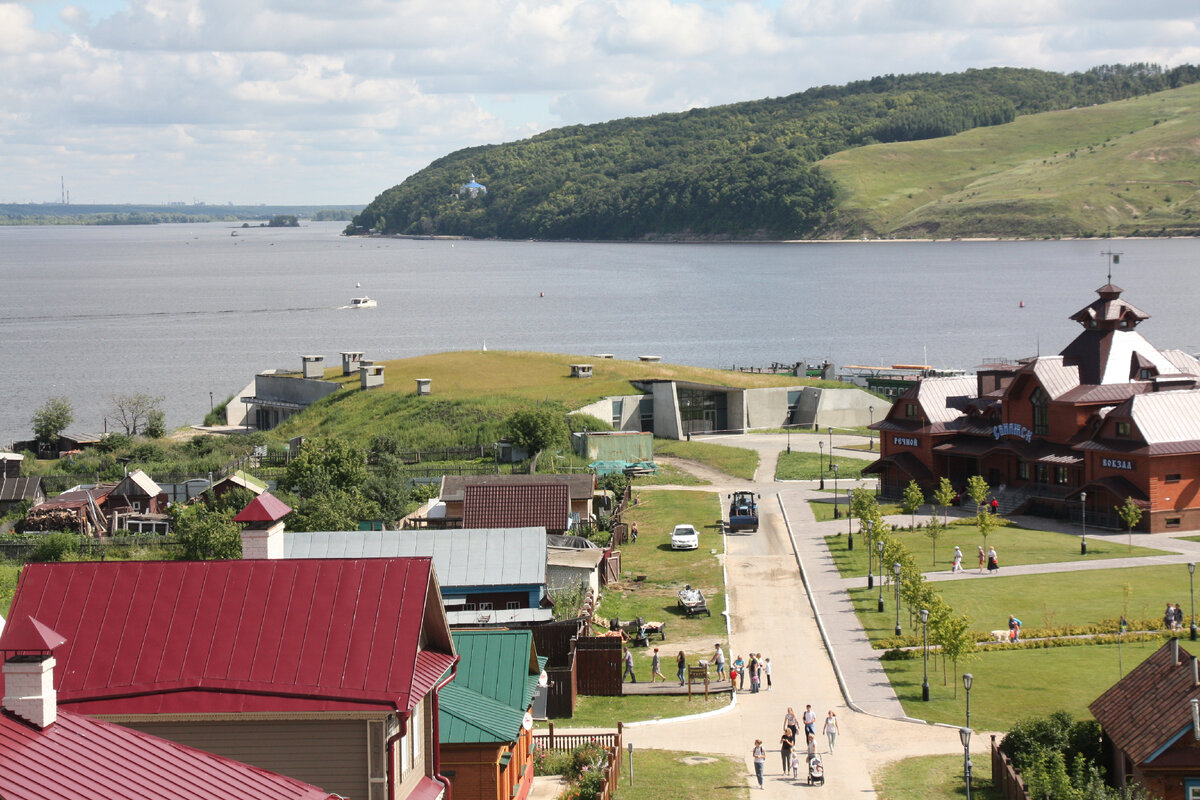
<box><xmin>933</xmin><ymin>611</ymin><xmax>976</xmax><ymax>692</ymax></box>
<box><xmin>965</xmin><ymin>474</ymin><xmax>990</xmax><ymax>515</ymax></box>
<box><xmin>172</xmin><ymin>504</ymin><xmax>241</xmax><ymax>560</ymax></box>
<box><xmin>106</xmin><ymin>393</ymin><xmax>165</xmax><ymax>436</ymax></box>
<box><xmin>978</xmin><ymin>502</ymin><xmax>999</xmax><ymax>550</ymax></box>
<box><xmin>902</xmin><ymin>480</ymin><xmax>925</xmax><ymax>530</ymax></box>
<box><xmin>284</xmin><ymin>438</ymin><xmax>368</xmax><ymax>497</ymax></box>
<box><xmin>925</xmin><ymin>512</ymin><xmax>943</xmax><ymax>567</ymax></box>
<box><xmin>505</xmin><ymin>407</ymin><xmax>569</xmax><ymax>466</ymax></box>
<box><xmin>144</xmin><ymin>409</ymin><xmax>167</xmax><ymax>439</ymax></box>
<box><xmin>933</xmin><ymin>476</ymin><xmax>956</xmax><ymax>527</ymax></box>
<box><xmin>31</xmin><ymin>397</ymin><xmax>74</xmax><ymax>446</ymax></box>
<box><xmin>1116</xmin><ymin>496</ymin><xmax>1143</xmax><ymax>552</ymax></box>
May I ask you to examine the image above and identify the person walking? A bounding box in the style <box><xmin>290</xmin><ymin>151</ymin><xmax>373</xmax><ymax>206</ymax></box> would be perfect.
<box><xmin>733</xmin><ymin>654</ymin><xmax>746</xmax><ymax>690</ymax></box>
<box><xmin>784</xmin><ymin>707</ymin><xmax>800</xmax><ymax>742</ymax></box>
<box><xmin>952</xmin><ymin>545</ymin><xmax>963</xmax><ymax>573</ymax></box>
<box><xmin>822</xmin><ymin>710</ymin><xmax>839</xmax><ymax>753</ymax></box>
<box><xmin>650</xmin><ymin>647</ymin><xmax>665</xmax><ymax>682</ymax></box>
<box><xmin>752</xmin><ymin>740</ymin><xmax>766</xmax><ymax>789</ymax></box>
<box><xmin>1165</xmin><ymin>603</ymin><xmax>1177</xmax><ymax>631</ymax></box>
<box><xmin>806</xmin><ymin>732</ymin><xmax>817</xmax><ymax>761</ymax></box>
<box><xmin>802</xmin><ymin>705</ymin><xmax>817</xmax><ymax>737</ymax></box>
<box><xmin>622</xmin><ymin>647</ymin><xmax>636</xmax><ymax>683</ymax></box>
<box><xmin>1175</xmin><ymin>603</ymin><xmax>1185</xmax><ymax>631</ymax></box>
<box><xmin>630</xmin><ymin>522</ymin><xmax>638</xmax><ymax>543</ymax></box>
<box><xmin>987</xmin><ymin>546</ymin><xmax>999</xmax><ymax>574</ymax></box>
<box><xmin>764</xmin><ymin>657</ymin><xmax>773</xmax><ymax>690</ymax></box>
<box><xmin>1008</xmin><ymin>615</ymin><xmax>1022</xmax><ymax>642</ymax></box>
<box><xmin>978</xmin><ymin>545</ymin><xmax>986</xmax><ymax>574</ymax></box>
<box><xmin>676</xmin><ymin>650</ymin><xmax>687</xmax><ymax>686</ymax></box>
<box><xmin>713</xmin><ymin>643</ymin><xmax>726</xmax><ymax>681</ymax></box>
<box><xmin>779</xmin><ymin>726</ymin><xmax>795</xmax><ymax>774</ymax></box>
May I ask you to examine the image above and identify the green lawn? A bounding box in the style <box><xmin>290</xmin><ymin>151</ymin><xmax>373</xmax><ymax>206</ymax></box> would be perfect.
<box><xmin>633</xmin><ymin>462</ymin><xmax>709</xmax><ymax>486</ymax></box>
<box><xmin>599</xmin><ymin>489</ymin><xmax>730</xmax><ymax>691</ymax></box>
<box><xmin>823</xmin><ymin>524</ymin><xmax>1172</xmax><ymax>579</ymax></box>
<box><xmin>556</xmin><ymin>694</ymin><xmax>732</xmax><ymax>728</ymax></box>
<box><xmin>653</xmin><ymin>439</ymin><xmax>759</xmax><ymax>481</ymax></box>
<box><xmin>614</xmin><ymin>748</ymin><xmax>748</xmax><ymax>800</ymax></box>
<box><xmin>809</xmin><ymin>500</ymin><xmax>900</xmax><ymax>523</ymax></box>
<box><xmin>874</xmin><ymin>753</ymin><xmax>1002</xmax><ymax>800</ymax></box>
<box><xmin>775</xmin><ymin>451</ymin><xmax>873</xmax><ymax>481</ymax></box>
<box><xmin>882</xmin><ymin>640</ymin><xmax>1164</xmax><ymax>731</ymax></box>
<box><xmin>848</xmin><ymin>564</ymin><xmax>1193</xmax><ymax>647</ymax></box>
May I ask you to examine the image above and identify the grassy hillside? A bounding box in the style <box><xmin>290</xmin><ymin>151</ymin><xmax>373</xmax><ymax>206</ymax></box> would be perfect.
<box><xmin>270</xmin><ymin>350</ymin><xmax>825</xmax><ymax>448</ymax></box>
<box><xmin>820</xmin><ymin>82</ymin><xmax>1200</xmax><ymax>239</ymax></box>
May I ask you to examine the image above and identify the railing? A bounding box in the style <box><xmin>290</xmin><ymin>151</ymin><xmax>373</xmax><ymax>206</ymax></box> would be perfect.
<box><xmin>534</xmin><ymin>721</ymin><xmax>623</xmax><ymax>753</ymax></box>
<box><xmin>991</xmin><ymin>735</ymin><xmax>1031</xmax><ymax>800</ymax></box>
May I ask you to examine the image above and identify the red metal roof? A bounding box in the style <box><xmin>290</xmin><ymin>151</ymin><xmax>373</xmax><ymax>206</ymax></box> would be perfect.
<box><xmin>2</xmin><ymin>559</ymin><xmax>454</xmax><ymax>715</ymax></box>
<box><xmin>233</xmin><ymin>492</ymin><xmax>293</xmax><ymax>522</ymax></box>
<box><xmin>462</xmin><ymin>483</ymin><xmax>569</xmax><ymax>531</ymax></box>
<box><xmin>0</xmin><ymin>706</ymin><xmax>337</xmax><ymax>800</ymax></box>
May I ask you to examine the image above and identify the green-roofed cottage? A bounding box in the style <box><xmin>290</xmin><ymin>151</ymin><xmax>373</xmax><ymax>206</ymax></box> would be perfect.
<box><xmin>440</xmin><ymin>630</ymin><xmax>545</xmax><ymax>800</ymax></box>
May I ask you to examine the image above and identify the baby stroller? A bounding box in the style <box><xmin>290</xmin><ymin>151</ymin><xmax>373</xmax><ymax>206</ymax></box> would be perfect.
<box><xmin>807</xmin><ymin>753</ymin><xmax>825</xmax><ymax>786</ymax></box>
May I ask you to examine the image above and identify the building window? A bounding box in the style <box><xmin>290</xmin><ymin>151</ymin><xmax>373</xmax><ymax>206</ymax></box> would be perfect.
<box><xmin>507</xmin><ymin>601</ymin><xmax>520</xmax><ymax>610</ymax></box>
<box><xmin>1017</xmin><ymin>462</ymin><xmax>1029</xmax><ymax>480</ymax></box>
<box><xmin>1030</xmin><ymin>387</ymin><xmax>1049</xmax><ymax>436</ymax></box>
<box><xmin>1116</xmin><ymin>422</ymin><xmax>1131</xmax><ymax>437</ymax></box>
<box><xmin>479</xmin><ymin>602</ymin><xmax>493</xmax><ymax>611</ymax></box>
<box><xmin>611</xmin><ymin>399</ymin><xmax>623</xmax><ymax>428</ymax></box>
<box><xmin>1166</xmin><ymin>474</ymin><xmax>1182</xmax><ymax>483</ymax></box>
<box><xmin>463</xmin><ymin>603</ymin><xmax>476</xmax><ymax>611</ymax></box>
<box><xmin>1055</xmin><ymin>467</ymin><xmax>1069</xmax><ymax>485</ymax></box>
<box><xmin>367</xmin><ymin>719</ymin><xmax>387</xmax><ymax>800</ymax></box>
<box><xmin>1167</xmin><ymin>518</ymin><xmax>1182</xmax><ymax>528</ymax></box>
<box><xmin>905</xmin><ymin>403</ymin><xmax>918</xmax><ymax>417</ymax></box>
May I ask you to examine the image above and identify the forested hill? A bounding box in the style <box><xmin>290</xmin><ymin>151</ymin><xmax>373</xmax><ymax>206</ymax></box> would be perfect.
<box><xmin>352</xmin><ymin>64</ymin><xmax>1200</xmax><ymax>241</ymax></box>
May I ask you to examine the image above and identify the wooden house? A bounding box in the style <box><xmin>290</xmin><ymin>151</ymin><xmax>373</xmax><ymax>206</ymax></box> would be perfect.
<box><xmin>1090</xmin><ymin>639</ymin><xmax>1200</xmax><ymax>798</ymax></box>
<box><xmin>0</xmin><ymin>476</ymin><xmax>44</xmax><ymax>516</ymax></box>
<box><xmin>439</xmin><ymin>629</ymin><xmax>545</xmax><ymax>800</ymax></box>
<box><xmin>0</xmin><ymin>615</ymin><xmax>339</xmax><ymax>800</ymax></box>
<box><xmin>439</xmin><ymin>474</ymin><xmax>596</xmax><ymax>530</ymax></box>
<box><xmin>1</xmin><ymin>559</ymin><xmax>459</xmax><ymax>800</ymax></box>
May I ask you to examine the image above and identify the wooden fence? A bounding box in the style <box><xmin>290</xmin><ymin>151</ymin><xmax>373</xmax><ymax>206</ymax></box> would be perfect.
<box><xmin>990</xmin><ymin>735</ymin><xmax>1031</xmax><ymax>800</ymax></box>
<box><xmin>533</xmin><ymin>723</ymin><xmax>623</xmax><ymax>800</ymax></box>
<box><xmin>574</xmin><ymin>636</ymin><xmax>622</xmax><ymax>697</ymax></box>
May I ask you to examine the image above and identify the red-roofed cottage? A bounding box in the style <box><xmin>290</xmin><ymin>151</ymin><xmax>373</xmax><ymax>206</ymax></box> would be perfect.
<box><xmin>2</xmin><ymin>558</ymin><xmax>458</xmax><ymax>800</ymax></box>
<box><xmin>0</xmin><ymin>616</ymin><xmax>339</xmax><ymax>800</ymax></box>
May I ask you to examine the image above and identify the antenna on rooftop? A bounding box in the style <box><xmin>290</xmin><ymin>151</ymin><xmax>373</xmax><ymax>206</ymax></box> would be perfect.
<box><xmin>1100</xmin><ymin>249</ymin><xmax>1122</xmax><ymax>284</ymax></box>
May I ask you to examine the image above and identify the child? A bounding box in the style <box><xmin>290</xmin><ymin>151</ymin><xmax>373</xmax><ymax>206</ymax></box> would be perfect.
<box><xmin>764</xmin><ymin>657</ymin><xmax>772</xmax><ymax>690</ymax></box>
<box><xmin>791</xmin><ymin>749</ymin><xmax>800</xmax><ymax>780</ymax></box>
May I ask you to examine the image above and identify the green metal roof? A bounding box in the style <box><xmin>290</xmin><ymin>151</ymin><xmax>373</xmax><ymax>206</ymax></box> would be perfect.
<box><xmin>439</xmin><ymin>630</ymin><xmax>546</xmax><ymax>745</ymax></box>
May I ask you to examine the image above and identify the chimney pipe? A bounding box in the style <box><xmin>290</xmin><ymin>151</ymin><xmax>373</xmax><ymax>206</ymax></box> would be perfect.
<box><xmin>1193</xmin><ymin>656</ymin><xmax>1198</xmax><ymax>687</ymax></box>
<box><xmin>3</xmin><ymin>654</ymin><xmax>58</xmax><ymax>730</ymax></box>
<box><xmin>1193</xmin><ymin>699</ymin><xmax>1200</xmax><ymax>741</ymax></box>
<box><xmin>1174</xmin><ymin>638</ymin><xmax>1181</xmax><ymax>665</ymax></box>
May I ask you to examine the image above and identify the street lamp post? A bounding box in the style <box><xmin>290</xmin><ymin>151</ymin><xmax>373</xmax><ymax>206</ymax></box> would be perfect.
<box><xmin>869</xmin><ymin>406</ymin><xmax>875</xmax><ymax>451</ymax></box>
<box><xmin>893</xmin><ymin>562</ymin><xmax>902</xmax><ymax>636</ymax></box>
<box><xmin>786</xmin><ymin>424</ymin><xmax>791</xmax><ymax>454</ymax></box>
<box><xmin>1080</xmin><ymin>491</ymin><xmax>1088</xmax><ymax>555</ymax></box>
<box><xmin>960</xmin><ymin>727</ymin><xmax>972</xmax><ymax>800</ymax></box>
<box><xmin>832</xmin><ymin>464</ymin><xmax>839</xmax><ymax>519</ymax></box>
<box><xmin>847</xmin><ymin>487</ymin><xmax>853</xmax><ymax>550</ymax></box>
<box><xmin>877</xmin><ymin>540</ymin><xmax>885</xmax><ymax>612</ymax></box>
<box><xmin>818</xmin><ymin>441</ymin><xmax>825</xmax><ymax>490</ymax></box>
<box><xmin>920</xmin><ymin>608</ymin><xmax>930</xmax><ymax>701</ymax></box>
<box><xmin>209</xmin><ymin>391</ymin><xmax>214</xmax><ymax>413</ymax></box>
<box><xmin>963</xmin><ymin>672</ymin><xmax>973</xmax><ymax>729</ymax></box>
<box><xmin>827</xmin><ymin>426</ymin><xmax>833</xmax><ymax>462</ymax></box>
<box><xmin>1190</xmin><ymin>562</ymin><xmax>1197</xmax><ymax>642</ymax></box>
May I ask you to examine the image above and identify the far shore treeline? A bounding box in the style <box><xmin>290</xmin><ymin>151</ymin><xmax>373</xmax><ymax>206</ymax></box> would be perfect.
<box><xmin>352</xmin><ymin>63</ymin><xmax>1200</xmax><ymax>242</ymax></box>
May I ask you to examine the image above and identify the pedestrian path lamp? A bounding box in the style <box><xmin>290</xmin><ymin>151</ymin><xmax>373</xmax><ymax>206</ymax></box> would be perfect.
<box><xmin>876</xmin><ymin>540</ymin><xmax>885</xmax><ymax>612</ymax></box>
<box><xmin>869</xmin><ymin>406</ymin><xmax>875</xmax><ymax>451</ymax></box>
<box><xmin>920</xmin><ymin>608</ymin><xmax>930</xmax><ymax>701</ymax></box>
<box><xmin>832</xmin><ymin>464</ymin><xmax>840</xmax><ymax>519</ymax></box>
<box><xmin>818</xmin><ymin>441</ymin><xmax>825</xmax><ymax>490</ymax></box>
<box><xmin>847</xmin><ymin>487</ymin><xmax>853</xmax><ymax>550</ymax></box>
<box><xmin>963</xmin><ymin>672</ymin><xmax>973</xmax><ymax>729</ymax></box>
<box><xmin>893</xmin><ymin>562</ymin><xmax>902</xmax><ymax>636</ymax></box>
<box><xmin>959</xmin><ymin>726</ymin><xmax>972</xmax><ymax>800</ymax></box>
<box><xmin>1190</xmin><ymin>562</ymin><xmax>1197</xmax><ymax>642</ymax></box>
<box><xmin>1080</xmin><ymin>491</ymin><xmax>1088</xmax><ymax>555</ymax></box>
<box><xmin>786</xmin><ymin>424</ymin><xmax>791</xmax><ymax>454</ymax></box>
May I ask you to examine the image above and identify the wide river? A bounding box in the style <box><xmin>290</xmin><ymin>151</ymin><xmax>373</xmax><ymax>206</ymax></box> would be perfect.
<box><xmin>2</xmin><ymin>221</ymin><xmax>1198</xmax><ymax>445</ymax></box>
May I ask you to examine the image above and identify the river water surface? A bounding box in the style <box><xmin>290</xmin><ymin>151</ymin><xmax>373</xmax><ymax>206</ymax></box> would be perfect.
<box><xmin>2</xmin><ymin>221</ymin><xmax>1197</xmax><ymax>444</ymax></box>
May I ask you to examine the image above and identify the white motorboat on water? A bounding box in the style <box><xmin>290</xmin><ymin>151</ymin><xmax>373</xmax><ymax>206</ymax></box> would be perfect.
<box><xmin>344</xmin><ymin>296</ymin><xmax>377</xmax><ymax>309</ymax></box>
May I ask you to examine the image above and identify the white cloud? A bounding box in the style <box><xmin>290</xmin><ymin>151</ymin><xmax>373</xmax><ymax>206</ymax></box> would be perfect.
<box><xmin>0</xmin><ymin>0</ymin><xmax>1197</xmax><ymax>203</ymax></box>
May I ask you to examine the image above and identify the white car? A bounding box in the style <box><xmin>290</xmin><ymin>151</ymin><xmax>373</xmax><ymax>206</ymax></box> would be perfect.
<box><xmin>670</xmin><ymin>524</ymin><xmax>699</xmax><ymax>550</ymax></box>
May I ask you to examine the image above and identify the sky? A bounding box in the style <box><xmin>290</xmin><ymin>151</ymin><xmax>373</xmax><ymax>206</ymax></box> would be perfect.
<box><xmin>3</xmin><ymin>1</ymin><xmax>1200</xmax><ymax>206</ymax></box>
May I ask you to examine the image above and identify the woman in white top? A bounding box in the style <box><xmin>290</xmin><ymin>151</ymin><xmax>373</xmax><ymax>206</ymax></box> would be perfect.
<box><xmin>822</xmin><ymin>710</ymin><xmax>840</xmax><ymax>753</ymax></box>
<box><xmin>752</xmin><ymin>739</ymin><xmax>766</xmax><ymax>788</ymax></box>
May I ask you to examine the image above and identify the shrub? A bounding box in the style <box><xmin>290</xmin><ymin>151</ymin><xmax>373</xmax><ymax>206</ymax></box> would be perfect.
<box><xmin>27</xmin><ymin>532</ymin><xmax>81</xmax><ymax>562</ymax></box>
